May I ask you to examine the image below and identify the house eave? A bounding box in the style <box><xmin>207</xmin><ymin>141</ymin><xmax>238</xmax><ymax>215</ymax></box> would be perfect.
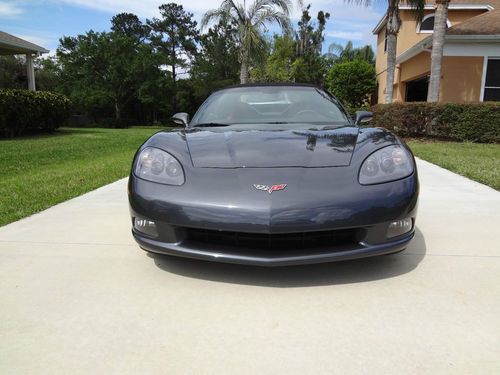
<box><xmin>395</xmin><ymin>34</ymin><xmax>500</xmax><ymax>64</ymax></box>
<box><xmin>0</xmin><ymin>31</ymin><xmax>49</xmax><ymax>55</ymax></box>
<box><xmin>399</xmin><ymin>4</ymin><xmax>493</xmax><ymax>10</ymax></box>
<box><xmin>445</xmin><ymin>34</ymin><xmax>500</xmax><ymax>41</ymax></box>
<box><xmin>372</xmin><ymin>15</ymin><xmax>388</xmax><ymax>35</ymax></box>
<box><xmin>395</xmin><ymin>37</ymin><xmax>433</xmax><ymax>64</ymax></box>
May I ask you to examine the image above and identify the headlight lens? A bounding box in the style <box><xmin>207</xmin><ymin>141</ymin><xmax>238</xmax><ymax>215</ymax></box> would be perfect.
<box><xmin>359</xmin><ymin>145</ymin><xmax>413</xmax><ymax>185</ymax></box>
<box><xmin>134</xmin><ymin>147</ymin><xmax>185</xmax><ymax>185</ymax></box>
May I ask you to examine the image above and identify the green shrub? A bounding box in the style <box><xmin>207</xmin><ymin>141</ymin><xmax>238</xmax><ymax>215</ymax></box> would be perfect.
<box><xmin>0</xmin><ymin>89</ymin><xmax>71</xmax><ymax>138</ymax></box>
<box><xmin>371</xmin><ymin>102</ymin><xmax>500</xmax><ymax>143</ymax></box>
<box><xmin>325</xmin><ymin>60</ymin><xmax>376</xmax><ymax>113</ymax></box>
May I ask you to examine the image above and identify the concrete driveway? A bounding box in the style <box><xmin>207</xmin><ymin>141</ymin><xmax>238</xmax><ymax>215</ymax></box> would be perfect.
<box><xmin>1</xmin><ymin>159</ymin><xmax>499</xmax><ymax>374</ymax></box>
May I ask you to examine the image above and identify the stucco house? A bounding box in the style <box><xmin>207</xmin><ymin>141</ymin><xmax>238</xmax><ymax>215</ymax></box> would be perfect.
<box><xmin>373</xmin><ymin>0</ymin><xmax>500</xmax><ymax>103</ymax></box>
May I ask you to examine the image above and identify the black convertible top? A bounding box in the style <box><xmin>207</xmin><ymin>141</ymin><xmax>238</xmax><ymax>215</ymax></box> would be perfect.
<box><xmin>215</xmin><ymin>82</ymin><xmax>321</xmax><ymax>92</ymax></box>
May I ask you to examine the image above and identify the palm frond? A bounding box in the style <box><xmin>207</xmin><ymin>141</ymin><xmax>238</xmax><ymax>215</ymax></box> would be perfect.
<box><xmin>201</xmin><ymin>0</ymin><xmax>245</xmax><ymax>30</ymax></box>
<box><xmin>201</xmin><ymin>9</ymin><xmax>226</xmax><ymax>30</ymax></box>
<box><xmin>253</xmin><ymin>9</ymin><xmax>291</xmax><ymax>33</ymax></box>
<box><xmin>405</xmin><ymin>0</ymin><xmax>426</xmax><ymax>23</ymax></box>
<box><xmin>343</xmin><ymin>0</ymin><xmax>372</xmax><ymax>7</ymax></box>
<box><xmin>249</xmin><ymin>0</ymin><xmax>292</xmax><ymax>17</ymax></box>
<box><xmin>328</xmin><ymin>42</ymin><xmax>343</xmax><ymax>56</ymax></box>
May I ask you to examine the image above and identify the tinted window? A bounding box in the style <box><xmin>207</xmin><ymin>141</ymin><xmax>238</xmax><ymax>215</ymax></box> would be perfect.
<box><xmin>484</xmin><ymin>59</ymin><xmax>500</xmax><ymax>102</ymax></box>
<box><xmin>420</xmin><ymin>16</ymin><xmax>435</xmax><ymax>31</ymax></box>
<box><xmin>419</xmin><ymin>15</ymin><xmax>449</xmax><ymax>32</ymax></box>
<box><xmin>483</xmin><ymin>88</ymin><xmax>500</xmax><ymax>101</ymax></box>
<box><xmin>191</xmin><ymin>86</ymin><xmax>350</xmax><ymax>126</ymax></box>
<box><xmin>485</xmin><ymin>59</ymin><xmax>500</xmax><ymax>88</ymax></box>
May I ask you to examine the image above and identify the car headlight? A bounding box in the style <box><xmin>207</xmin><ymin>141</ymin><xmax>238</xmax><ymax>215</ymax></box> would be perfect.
<box><xmin>134</xmin><ymin>147</ymin><xmax>185</xmax><ymax>185</ymax></box>
<box><xmin>359</xmin><ymin>145</ymin><xmax>413</xmax><ymax>185</ymax></box>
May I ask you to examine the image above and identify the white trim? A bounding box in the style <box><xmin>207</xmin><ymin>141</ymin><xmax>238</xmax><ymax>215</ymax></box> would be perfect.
<box><xmin>396</xmin><ymin>37</ymin><xmax>433</xmax><ymax>64</ymax></box>
<box><xmin>372</xmin><ymin>15</ymin><xmax>387</xmax><ymax>34</ymax></box>
<box><xmin>416</xmin><ymin>13</ymin><xmax>452</xmax><ymax>34</ymax></box>
<box><xmin>444</xmin><ymin>43</ymin><xmax>500</xmax><ymax>57</ymax></box>
<box><xmin>445</xmin><ymin>35</ymin><xmax>500</xmax><ymax>41</ymax></box>
<box><xmin>480</xmin><ymin>56</ymin><xmax>488</xmax><ymax>101</ymax></box>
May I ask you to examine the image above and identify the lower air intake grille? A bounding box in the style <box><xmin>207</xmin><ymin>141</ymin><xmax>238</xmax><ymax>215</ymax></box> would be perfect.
<box><xmin>185</xmin><ymin>228</ymin><xmax>359</xmax><ymax>250</ymax></box>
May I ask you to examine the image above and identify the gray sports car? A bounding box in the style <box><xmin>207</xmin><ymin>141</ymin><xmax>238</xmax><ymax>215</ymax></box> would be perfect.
<box><xmin>128</xmin><ymin>84</ymin><xmax>419</xmax><ymax>266</ymax></box>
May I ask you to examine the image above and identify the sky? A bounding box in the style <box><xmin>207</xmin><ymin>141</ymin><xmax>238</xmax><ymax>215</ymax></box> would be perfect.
<box><xmin>0</xmin><ymin>0</ymin><xmax>385</xmax><ymax>55</ymax></box>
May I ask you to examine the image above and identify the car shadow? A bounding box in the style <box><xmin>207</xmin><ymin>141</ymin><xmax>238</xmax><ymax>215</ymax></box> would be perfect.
<box><xmin>149</xmin><ymin>227</ymin><xmax>426</xmax><ymax>288</ymax></box>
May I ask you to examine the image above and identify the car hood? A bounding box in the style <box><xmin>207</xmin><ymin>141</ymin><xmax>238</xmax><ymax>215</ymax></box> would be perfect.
<box><xmin>185</xmin><ymin>126</ymin><xmax>359</xmax><ymax>168</ymax></box>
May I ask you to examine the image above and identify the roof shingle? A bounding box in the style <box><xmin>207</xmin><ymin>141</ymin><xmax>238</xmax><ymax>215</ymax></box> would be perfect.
<box><xmin>447</xmin><ymin>9</ymin><xmax>500</xmax><ymax>35</ymax></box>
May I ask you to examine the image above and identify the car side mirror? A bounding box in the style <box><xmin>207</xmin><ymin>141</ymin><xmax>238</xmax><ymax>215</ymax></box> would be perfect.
<box><xmin>354</xmin><ymin>111</ymin><xmax>373</xmax><ymax>125</ymax></box>
<box><xmin>171</xmin><ymin>112</ymin><xmax>189</xmax><ymax>127</ymax></box>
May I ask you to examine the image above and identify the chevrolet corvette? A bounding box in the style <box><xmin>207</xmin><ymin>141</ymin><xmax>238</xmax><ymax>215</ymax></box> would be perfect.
<box><xmin>128</xmin><ymin>84</ymin><xmax>419</xmax><ymax>266</ymax></box>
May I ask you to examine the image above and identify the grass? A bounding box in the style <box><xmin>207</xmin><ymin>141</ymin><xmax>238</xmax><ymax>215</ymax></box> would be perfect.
<box><xmin>407</xmin><ymin>140</ymin><xmax>500</xmax><ymax>190</ymax></box>
<box><xmin>0</xmin><ymin>127</ymin><xmax>162</xmax><ymax>227</ymax></box>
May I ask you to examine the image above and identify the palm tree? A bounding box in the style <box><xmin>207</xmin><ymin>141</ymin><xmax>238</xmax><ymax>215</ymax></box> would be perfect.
<box><xmin>328</xmin><ymin>41</ymin><xmax>375</xmax><ymax>64</ymax></box>
<box><xmin>384</xmin><ymin>0</ymin><xmax>400</xmax><ymax>103</ymax></box>
<box><xmin>328</xmin><ymin>41</ymin><xmax>356</xmax><ymax>61</ymax></box>
<box><xmin>384</xmin><ymin>0</ymin><xmax>424</xmax><ymax>103</ymax></box>
<box><xmin>427</xmin><ymin>0</ymin><xmax>450</xmax><ymax>102</ymax></box>
<box><xmin>348</xmin><ymin>0</ymin><xmax>424</xmax><ymax>103</ymax></box>
<box><xmin>202</xmin><ymin>0</ymin><xmax>292</xmax><ymax>84</ymax></box>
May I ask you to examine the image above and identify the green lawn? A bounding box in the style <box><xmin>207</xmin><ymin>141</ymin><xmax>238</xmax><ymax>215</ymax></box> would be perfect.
<box><xmin>407</xmin><ymin>140</ymin><xmax>500</xmax><ymax>190</ymax></box>
<box><xmin>0</xmin><ymin>127</ymin><xmax>162</xmax><ymax>227</ymax></box>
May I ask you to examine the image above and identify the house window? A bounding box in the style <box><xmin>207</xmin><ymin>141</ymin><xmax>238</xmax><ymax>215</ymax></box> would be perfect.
<box><xmin>417</xmin><ymin>14</ymin><xmax>451</xmax><ymax>33</ymax></box>
<box><xmin>384</xmin><ymin>30</ymin><xmax>387</xmax><ymax>53</ymax></box>
<box><xmin>483</xmin><ymin>58</ymin><xmax>500</xmax><ymax>101</ymax></box>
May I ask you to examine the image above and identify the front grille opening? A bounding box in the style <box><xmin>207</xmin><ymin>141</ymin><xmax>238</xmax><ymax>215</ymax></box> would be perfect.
<box><xmin>185</xmin><ymin>228</ymin><xmax>359</xmax><ymax>250</ymax></box>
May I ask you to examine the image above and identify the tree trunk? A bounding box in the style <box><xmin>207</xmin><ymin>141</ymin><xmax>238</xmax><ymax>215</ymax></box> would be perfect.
<box><xmin>172</xmin><ymin>64</ymin><xmax>177</xmax><ymax>112</ymax></box>
<box><xmin>240</xmin><ymin>47</ymin><xmax>249</xmax><ymax>84</ymax></box>
<box><xmin>428</xmin><ymin>0</ymin><xmax>449</xmax><ymax>102</ymax></box>
<box><xmin>171</xmin><ymin>38</ymin><xmax>177</xmax><ymax>113</ymax></box>
<box><xmin>114</xmin><ymin>98</ymin><xmax>121</xmax><ymax>122</ymax></box>
<box><xmin>385</xmin><ymin>1</ymin><xmax>400</xmax><ymax>104</ymax></box>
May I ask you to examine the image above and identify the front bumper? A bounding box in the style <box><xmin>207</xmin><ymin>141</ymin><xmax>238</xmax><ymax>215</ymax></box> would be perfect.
<box><xmin>129</xmin><ymin>165</ymin><xmax>418</xmax><ymax>266</ymax></box>
<box><xmin>132</xmin><ymin>228</ymin><xmax>414</xmax><ymax>266</ymax></box>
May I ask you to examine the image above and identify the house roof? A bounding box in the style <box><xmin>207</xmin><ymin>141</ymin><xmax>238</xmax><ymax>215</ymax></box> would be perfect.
<box><xmin>0</xmin><ymin>30</ymin><xmax>49</xmax><ymax>56</ymax></box>
<box><xmin>447</xmin><ymin>8</ymin><xmax>500</xmax><ymax>34</ymax></box>
<box><xmin>372</xmin><ymin>0</ymin><xmax>498</xmax><ymax>34</ymax></box>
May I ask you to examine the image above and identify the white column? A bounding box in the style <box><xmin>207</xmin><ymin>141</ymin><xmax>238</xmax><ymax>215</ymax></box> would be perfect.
<box><xmin>26</xmin><ymin>53</ymin><xmax>35</xmax><ymax>91</ymax></box>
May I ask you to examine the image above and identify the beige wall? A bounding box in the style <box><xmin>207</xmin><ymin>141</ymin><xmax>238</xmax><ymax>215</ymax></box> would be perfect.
<box><xmin>399</xmin><ymin>52</ymin><xmax>431</xmax><ymax>82</ymax></box>
<box><xmin>397</xmin><ymin>9</ymin><xmax>485</xmax><ymax>55</ymax></box>
<box><xmin>375</xmin><ymin>25</ymin><xmax>387</xmax><ymax>74</ymax></box>
<box><xmin>440</xmin><ymin>56</ymin><xmax>484</xmax><ymax>102</ymax></box>
<box><xmin>375</xmin><ymin>8</ymin><xmax>487</xmax><ymax>103</ymax></box>
<box><xmin>396</xmin><ymin>52</ymin><xmax>432</xmax><ymax>102</ymax></box>
<box><xmin>392</xmin><ymin>54</ymin><xmax>484</xmax><ymax>102</ymax></box>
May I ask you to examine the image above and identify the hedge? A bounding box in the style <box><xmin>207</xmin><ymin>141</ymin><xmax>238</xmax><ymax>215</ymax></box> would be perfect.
<box><xmin>371</xmin><ymin>102</ymin><xmax>500</xmax><ymax>143</ymax></box>
<box><xmin>0</xmin><ymin>89</ymin><xmax>71</xmax><ymax>138</ymax></box>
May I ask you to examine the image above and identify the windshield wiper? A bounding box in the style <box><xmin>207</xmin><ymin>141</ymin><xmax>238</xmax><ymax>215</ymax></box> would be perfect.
<box><xmin>265</xmin><ymin>121</ymin><xmax>289</xmax><ymax>124</ymax></box>
<box><xmin>192</xmin><ymin>122</ymin><xmax>231</xmax><ymax>128</ymax></box>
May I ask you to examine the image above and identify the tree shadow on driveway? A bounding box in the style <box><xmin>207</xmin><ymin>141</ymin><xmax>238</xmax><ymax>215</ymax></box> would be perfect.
<box><xmin>149</xmin><ymin>227</ymin><xmax>426</xmax><ymax>287</ymax></box>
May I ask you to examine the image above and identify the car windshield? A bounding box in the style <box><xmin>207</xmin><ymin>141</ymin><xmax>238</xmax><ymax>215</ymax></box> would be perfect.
<box><xmin>190</xmin><ymin>86</ymin><xmax>351</xmax><ymax>127</ymax></box>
